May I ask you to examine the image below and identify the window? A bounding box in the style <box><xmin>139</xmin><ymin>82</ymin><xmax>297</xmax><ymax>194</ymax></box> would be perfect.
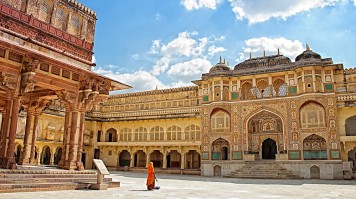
<box><xmin>300</xmin><ymin>103</ymin><xmax>325</xmax><ymax>128</ymax></box>
<box><xmin>211</xmin><ymin>111</ymin><xmax>230</xmax><ymax>132</ymax></box>
<box><xmin>120</xmin><ymin>128</ymin><xmax>132</xmax><ymax>141</ymax></box>
<box><xmin>134</xmin><ymin>127</ymin><xmax>148</xmax><ymax>141</ymax></box>
<box><xmin>167</xmin><ymin>126</ymin><xmax>182</xmax><ymax>141</ymax></box>
<box><xmin>150</xmin><ymin>126</ymin><xmax>164</xmax><ymax>141</ymax></box>
<box><xmin>185</xmin><ymin>125</ymin><xmax>201</xmax><ymax>140</ymax></box>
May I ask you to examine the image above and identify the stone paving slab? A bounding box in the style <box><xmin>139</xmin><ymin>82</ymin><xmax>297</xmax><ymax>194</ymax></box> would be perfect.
<box><xmin>0</xmin><ymin>171</ymin><xmax>356</xmax><ymax>199</ymax></box>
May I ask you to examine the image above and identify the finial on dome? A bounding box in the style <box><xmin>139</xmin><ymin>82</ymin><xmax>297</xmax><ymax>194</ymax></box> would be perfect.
<box><xmin>306</xmin><ymin>43</ymin><xmax>310</xmax><ymax>51</ymax></box>
<box><xmin>263</xmin><ymin>50</ymin><xmax>265</xmax><ymax>57</ymax></box>
<box><xmin>277</xmin><ymin>48</ymin><xmax>280</xmax><ymax>55</ymax></box>
<box><xmin>223</xmin><ymin>59</ymin><xmax>226</xmax><ymax>64</ymax></box>
<box><xmin>249</xmin><ymin>52</ymin><xmax>252</xmax><ymax>59</ymax></box>
<box><xmin>219</xmin><ymin>56</ymin><xmax>222</xmax><ymax>64</ymax></box>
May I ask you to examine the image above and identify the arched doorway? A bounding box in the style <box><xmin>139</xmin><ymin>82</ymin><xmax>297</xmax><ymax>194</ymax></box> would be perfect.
<box><xmin>167</xmin><ymin>150</ymin><xmax>181</xmax><ymax>168</ymax></box>
<box><xmin>41</xmin><ymin>146</ymin><xmax>51</xmax><ymax>165</ymax></box>
<box><xmin>134</xmin><ymin>150</ymin><xmax>146</xmax><ymax>167</ymax></box>
<box><xmin>214</xmin><ymin>165</ymin><xmax>221</xmax><ymax>176</ymax></box>
<box><xmin>118</xmin><ymin>150</ymin><xmax>131</xmax><ymax>167</ymax></box>
<box><xmin>262</xmin><ymin>138</ymin><xmax>277</xmax><ymax>159</ymax></box>
<box><xmin>211</xmin><ymin>138</ymin><xmax>230</xmax><ymax>160</ymax></box>
<box><xmin>150</xmin><ymin>150</ymin><xmax>163</xmax><ymax>168</ymax></box>
<box><xmin>310</xmin><ymin>165</ymin><xmax>320</xmax><ymax>179</ymax></box>
<box><xmin>54</xmin><ymin>147</ymin><xmax>62</xmax><ymax>165</ymax></box>
<box><xmin>348</xmin><ymin>147</ymin><xmax>356</xmax><ymax>171</ymax></box>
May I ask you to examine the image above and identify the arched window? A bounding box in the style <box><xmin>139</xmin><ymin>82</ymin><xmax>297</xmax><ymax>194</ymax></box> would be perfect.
<box><xmin>106</xmin><ymin>128</ymin><xmax>117</xmax><ymax>142</ymax></box>
<box><xmin>185</xmin><ymin>125</ymin><xmax>201</xmax><ymax>140</ymax></box>
<box><xmin>346</xmin><ymin>116</ymin><xmax>356</xmax><ymax>136</ymax></box>
<box><xmin>134</xmin><ymin>127</ymin><xmax>148</xmax><ymax>141</ymax></box>
<box><xmin>69</xmin><ymin>14</ymin><xmax>81</xmax><ymax>36</ymax></box>
<box><xmin>211</xmin><ymin>110</ymin><xmax>230</xmax><ymax>133</ymax></box>
<box><xmin>38</xmin><ymin>0</ymin><xmax>53</xmax><ymax>23</ymax></box>
<box><xmin>120</xmin><ymin>128</ymin><xmax>132</xmax><ymax>141</ymax></box>
<box><xmin>53</xmin><ymin>5</ymin><xmax>68</xmax><ymax>31</ymax></box>
<box><xmin>150</xmin><ymin>126</ymin><xmax>164</xmax><ymax>141</ymax></box>
<box><xmin>20</xmin><ymin>0</ymin><xmax>28</xmax><ymax>12</ymax></box>
<box><xmin>167</xmin><ymin>125</ymin><xmax>182</xmax><ymax>141</ymax></box>
<box><xmin>248</xmin><ymin>111</ymin><xmax>282</xmax><ymax>133</ymax></box>
<box><xmin>211</xmin><ymin>138</ymin><xmax>230</xmax><ymax>160</ymax></box>
<box><xmin>241</xmin><ymin>82</ymin><xmax>252</xmax><ymax>100</ymax></box>
<box><xmin>256</xmin><ymin>79</ymin><xmax>268</xmax><ymax>98</ymax></box>
<box><xmin>300</xmin><ymin>102</ymin><xmax>325</xmax><ymax>128</ymax></box>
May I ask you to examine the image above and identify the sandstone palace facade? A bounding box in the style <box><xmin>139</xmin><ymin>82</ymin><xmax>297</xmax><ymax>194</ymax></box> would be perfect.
<box><xmin>1</xmin><ymin>0</ymin><xmax>356</xmax><ymax>180</ymax></box>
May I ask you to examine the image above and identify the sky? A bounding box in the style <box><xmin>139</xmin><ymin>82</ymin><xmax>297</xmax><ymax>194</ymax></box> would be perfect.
<box><xmin>79</xmin><ymin>0</ymin><xmax>356</xmax><ymax>93</ymax></box>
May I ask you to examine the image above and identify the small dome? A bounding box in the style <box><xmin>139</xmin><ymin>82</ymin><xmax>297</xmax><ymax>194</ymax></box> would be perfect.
<box><xmin>209</xmin><ymin>57</ymin><xmax>230</xmax><ymax>74</ymax></box>
<box><xmin>295</xmin><ymin>44</ymin><xmax>321</xmax><ymax>62</ymax></box>
<box><xmin>234</xmin><ymin>54</ymin><xmax>291</xmax><ymax>70</ymax></box>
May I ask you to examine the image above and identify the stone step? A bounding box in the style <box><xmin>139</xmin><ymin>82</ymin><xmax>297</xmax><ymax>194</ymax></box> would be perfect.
<box><xmin>0</xmin><ymin>177</ymin><xmax>114</xmax><ymax>183</ymax></box>
<box><xmin>0</xmin><ymin>182</ymin><xmax>91</xmax><ymax>193</ymax></box>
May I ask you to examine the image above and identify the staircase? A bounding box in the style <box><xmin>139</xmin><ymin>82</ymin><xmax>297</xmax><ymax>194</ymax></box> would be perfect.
<box><xmin>0</xmin><ymin>169</ymin><xmax>120</xmax><ymax>193</ymax></box>
<box><xmin>224</xmin><ymin>161</ymin><xmax>302</xmax><ymax>179</ymax></box>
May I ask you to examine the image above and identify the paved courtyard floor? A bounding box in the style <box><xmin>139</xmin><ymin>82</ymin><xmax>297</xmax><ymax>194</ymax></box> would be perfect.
<box><xmin>1</xmin><ymin>171</ymin><xmax>356</xmax><ymax>199</ymax></box>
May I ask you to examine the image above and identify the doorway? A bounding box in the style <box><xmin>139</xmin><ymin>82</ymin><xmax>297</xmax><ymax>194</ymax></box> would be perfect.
<box><xmin>262</xmin><ymin>138</ymin><xmax>277</xmax><ymax>159</ymax></box>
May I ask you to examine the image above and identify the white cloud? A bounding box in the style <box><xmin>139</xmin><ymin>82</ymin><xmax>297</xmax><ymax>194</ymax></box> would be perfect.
<box><xmin>161</xmin><ymin>32</ymin><xmax>197</xmax><ymax>57</ymax></box>
<box><xmin>228</xmin><ymin>0</ymin><xmax>340</xmax><ymax>24</ymax></box>
<box><xmin>240</xmin><ymin>37</ymin><xmax>304</xmax><ymax>61</ymax></box>
<box><xmin>354</xmin><ymin>0</ymin><xmax>356</xmax><ymax>6</ymax></box>
<box><xmin>155</xmin><ymin>13</ymin><xmax>161</xmax><ymax>20</ymax></box>
<box><xmin>208</xmin><ymin>45</ymin><xmax>226</xmax><ymax>56</ymax></box>
<box><xmin>93</xmin><ymin>67</ymin><xmax>167</xmax><ymax>92</ymax></box>
<box><xmin>167</xmin><ymin>58</ymin><xmax>212</xmax><ymax>81</ymax></box>
<box><xmin>181</xmin><ymin>0</ymin><xmax>222</xmax><ymax>10</ymax></box>
<box><xmin>92</xmin><ymin>55</ymin><xmax>96</xmax><ymax>63</ymax></box>
<box><xmin>148</xmin><ymin>40</ymin><xmax>161</xmax><ymax>54</ymax></box>
<box><xmin>151</xmin><ymin>56</ymin><xmax>171</xmax><ymax>76</ymax></box>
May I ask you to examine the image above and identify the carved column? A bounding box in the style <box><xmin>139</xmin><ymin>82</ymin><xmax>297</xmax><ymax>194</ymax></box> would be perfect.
<box><xmin>76</xmin><ymin>112</ymin><xmax>85</xmax><ymax>171</ymax></box>
<box><xmin>64</xmin><ymin>111</ymin><xmax>80</xmax><ymax>170</ymax></box>
<box><xmin>30</xmin><ymin>113</ymin><xmax>39</xmax><ymax>165</ymax></box>
<box><xmin>50</xmin><ymin>148</ymin><xmax>55</xmax><ymax>166</ymax></box>
<box><xmin>180</xmin><ymin>152</ymin><xmax>186</xmax><ymax>170</ymax></box>
<box><xmin>162</xmin><ymin>150</ymin><xmax>167</xmax><ymax>169</ymax></box>
<box><xmin>36</xmin><ymin>147</ymin><xmax>42</xmax><ymax>165</ymax></box>
<box><xmin>58</xmin><ymin>111</ymin><xmax>70</xmax><ymax>168</ymax></box>
<box><xmin>146</xmin><ymin>151</ymin><xmax>151</xmax><ymax>168</ymax></box>
<box><xmin>19</xmin><ymin>107</ymin><xmax>35</xmax><ymax>165</ymax></box>
<box><xmin>3</xmin><ymin>97</ymin><xmax>20</xmax><ymax>169</ymax></box>
<box><xmin>0</xmin><ymin>99</ymin><xmax>11</xmax><ymax>160</ymax></box>
<box><xmin>130</xmin><ymin>152</ymin><xmax>134</xmax><ymax>168</ymax></box>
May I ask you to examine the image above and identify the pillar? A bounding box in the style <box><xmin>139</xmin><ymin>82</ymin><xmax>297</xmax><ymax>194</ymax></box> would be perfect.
<box><xmin>130</xmin><ymin>153</ymin><xmax>134</xmax><ymax>168</ymax></box>
<box><xmin>146</xmin><ymin>151</ymin><xmax>150</xmax><ymax>168</ymax></box>
<box><xmin>64</xmin><ymin>111</ymin><xmax>80</xmax><ymax>170</ymax></box>
<box><xmin>3</xmin><ymin>98</ymin><xmax>20</xmax><ymax>169</ymax></box>
<box><xmin>36</xmin><ymin>148</ymin><xmax>42</xmax><ymax>165</ymax></box>
<box><xmin>30</xmin><ymin>114</ymin><xmax>39</xmax><ymax>165</ymax></box>
<box><xmin>76</xmin><ymin>112</ymin><xmax>85</xmax><ymax>171</ymax></box>
<box><xmin>19</xmin><ymin>109</ymin><xmax>34</xmax><ymax>165</ymax></box>
<box><xmin>162</xmin><ymin>151</ymin><xmax>167</xmax><ymax>169</ymax></box>
<box><xmin>58</xmin><ymin>111</ymin><xmax>70</xmax><ymax>168</ymax></box>
<box><xmin>50</xmin><ymin>148</ymin><xmax>55</xmax><ymax>166</ymax></box>
<box><xmin>0</xmin><ymin>99</ymin><xmax>11</xmax><ymax>161</ymax></box>
<box><xmin>180</xmin><ymin>153</ymin><xmax>185</xmax><ymax>170</ymax></box>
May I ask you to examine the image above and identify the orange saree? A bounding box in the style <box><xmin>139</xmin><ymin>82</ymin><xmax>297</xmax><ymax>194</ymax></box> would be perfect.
<box><xmin>146</xmin><ymin>162</ymin><xmax>155</xmax><ymax>190</ymax></box>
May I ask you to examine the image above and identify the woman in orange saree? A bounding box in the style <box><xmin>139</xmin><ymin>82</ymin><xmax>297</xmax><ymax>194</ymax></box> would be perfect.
<box><xmin>146</xmin><ymin>162</ymin><xmax>155</xmax><ymax>190</ymax></box>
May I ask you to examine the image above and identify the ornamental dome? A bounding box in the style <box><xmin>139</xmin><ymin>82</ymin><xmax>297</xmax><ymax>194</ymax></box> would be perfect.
<box><xmin>209</xmin><ymin>57</ymin><xmax>230</xmax><ymax>74</ymax></box>
<box><xmin>295</xmin><ymin>44</ymin><xmax>322</xmax><ymax>62</ymax></box>
<box><xmin>234</xmin><ymin>51</ymin><xmax>291</xmax><ymax>71</ymax></box>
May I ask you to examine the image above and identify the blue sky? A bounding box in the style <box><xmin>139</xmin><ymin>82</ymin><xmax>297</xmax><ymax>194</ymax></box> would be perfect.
<box><xmin>79</xmin><ymin>0</ymin><xmax>356</xmax><ymax>93</ymax></box>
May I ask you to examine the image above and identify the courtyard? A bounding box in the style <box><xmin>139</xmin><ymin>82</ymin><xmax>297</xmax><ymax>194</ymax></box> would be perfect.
<box><xmin>0</xmin><ymin>171</ymin><xmax>355</xmax><ymax>199</ymax></box>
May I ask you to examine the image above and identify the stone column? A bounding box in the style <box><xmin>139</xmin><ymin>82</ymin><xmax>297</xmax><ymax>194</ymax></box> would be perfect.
<box><xmin>180</xmin><ymin>153</ymin><xmax>185</xmax><ymax>170</ymax></box>
<box><xmin>36</xmin><ymin>147</ymin><xmax>42</xmax><ymax>165</ymax></box>
<box><xmin>3</xmin><ymin>97</ymin><xmax>20</xmax><ymax>169</ymax></box>
<box><xmin>0</xmin><ymin>99</ymin><xmax>11</xmax><ymax>160</ymax></box>
<box><xmin>58</xmin><ymin>111</ymin><xmax>70</xmax><ymax>168</ymax></box>
<box><xmin>65</xmin><ymin>111</ymin><xmax>80</xmax><ymax>170</ymax></box>
<box><xmin>146</xmin><ymin>151</ymin><xmax>150</xmax><ymax>168</ymax></box>
<box><xmin>76</xmin><ymin>112</ymin><xmax>85</xmax><ymax>171</ymax></box>
<box><xmin>162</xmin><ymin>151</ymin><xmax>167</xmax><ymax>169</ymax></box>
<box><xmin>19</xmin><ymin>108</ymin><xmax>34</xmax><ymax>165</ymax></box>
<box><xmin>30</xmin><ymin>113</ymin><xmax>39</xmax><ymax>165</ymax></box>
<box><xmin>130</xmin><ymin>153</ymin><xmax>134</xmax><ymax>168</ymax></box>
<box><xmin>50</xmin><ymin>148</ymin><xmax>55</xmax><ymax>166</ymax></box>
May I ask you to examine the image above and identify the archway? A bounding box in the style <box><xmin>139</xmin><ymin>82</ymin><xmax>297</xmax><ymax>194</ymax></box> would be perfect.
<box><xmin>211</xmin><ymin>138</ymin><xmax>230</xmax><ymax>160</ymax></box>
<box><xmin>54</xmin><ymin>147</ymin><xmax>62</xmax><ymax>165</ymax></box>
<box><xmin>134</xmin><ymin>150</ymin><xmax>146</xmax><ymax>167</ymax></box>
<box><xmin>41</xmin><ymin>146</ymin><xmax>51</xmax><ymax>165</ymax></box>
<box><xmin>310</xmin><ymin>165</ymin><xmax>320</xmax><ymax>179</ymax></box>
<box><xmin>167</xmin><ymin>150</ymin><xmax>181</xmax><ymax>168</ymax></box>
<box><xmin>150</xmin><ymin>150</ymin><xmax>163</xmax><ymax>168</ymax></box>
<box><xmin>303</xmin><ymin>134</ymin><xmax>327</xmax><ymax>160</ymax></box>
<box><xmin>214</xmin><ymin>165</ymin><xmax>221</xmax><ymax>176</ymax></box>
<box><xmin>262</xmin><ymin>138</ymin><xmax>277</xmax><ymax>159</ymax></box>
<box><xmin>186</xmin><ymin>150</ymin><xmax>200</xmax><ymax>169</ymax></box>
<box><xmin>347</xmin><ymin>147</ymin><xmax>356</xmax><ymax>170</ymax></box>
<box><xmin>118</xmin><ymin>150</ymin><xmax>130</xmax><ymax>167</ymax></box>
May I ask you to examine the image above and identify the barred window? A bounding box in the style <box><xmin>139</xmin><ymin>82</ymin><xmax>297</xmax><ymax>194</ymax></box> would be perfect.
<box><xmin>300</xmin><ymin>103</ymin><xmax>325</xmax><ymax>128</ymax></box>
<box><xmin>167</xmin><ymin>125</ymin><xmax>182</xmax><ymax>141</ymax></box>
<box><xmin>185</xmin><ymin>125</ymin><xmax>201</xmax><ymax>140</ymax></box>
